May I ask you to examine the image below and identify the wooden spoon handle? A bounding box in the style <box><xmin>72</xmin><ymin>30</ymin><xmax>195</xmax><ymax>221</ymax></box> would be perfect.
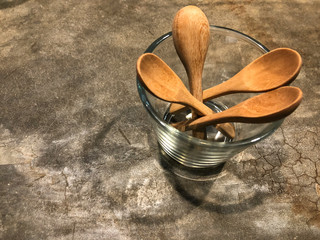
<box><xmin>172</xmin><ymin>119</ymin><xmax>235</xmax><ymax>139</ymax></box>
<box><xmin>178</xmin><ymin>95</ymin><xmax>235</xmax><ymax>138</ymax></box>
<box><xmin>170</xmin><ymin>80</ymin><xmax>237</xmax><ymax>114</ymax></box>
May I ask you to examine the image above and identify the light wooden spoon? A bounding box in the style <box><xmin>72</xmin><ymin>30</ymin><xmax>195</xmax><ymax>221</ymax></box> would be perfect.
<box><xmin>175</xmin><ymin>86</ymin><xmax>302</xmax><ymax>131</ymax></box>
<box><xmin>136</xmin><ymin>53</ymin><xmax>235</xmax><ymax>139</ymax></box>
<box><xmin>170</xmin><ymin>48</ymin><xmax>302</xmax><ymax>113</ymax></box>
<box><xmin>172</xmin><ymin>6</ymin><xmax>210</xmax><ymax>139</ymax></box>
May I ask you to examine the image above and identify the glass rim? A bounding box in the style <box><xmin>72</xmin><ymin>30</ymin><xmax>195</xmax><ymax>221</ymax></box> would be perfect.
<box><xmin>136</xmin><ymin>25</ymin><xmax>283</xmax><ymax>148</ymax></box>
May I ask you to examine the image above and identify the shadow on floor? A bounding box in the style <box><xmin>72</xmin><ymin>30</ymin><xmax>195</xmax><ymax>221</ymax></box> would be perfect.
<box><xmin>157</xmin><ymin>146</ymin><xmax>268</xmax><ymax>214</ymax></box>
<box><xmin>0</xmin><ymin>0</ymin><xmax>29</xmax><ymax>9</ymax></box>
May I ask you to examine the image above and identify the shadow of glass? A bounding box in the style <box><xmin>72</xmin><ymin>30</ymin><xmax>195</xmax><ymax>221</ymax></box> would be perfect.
<box><xmin>0</xmin><ymin>0</ymin><xmax>29</xmax><ymax>9</ymax></box>
<box><xmin>157</xmin><ymin>146</ymin><xmax>269</xmax><ymax>213</ymax></box>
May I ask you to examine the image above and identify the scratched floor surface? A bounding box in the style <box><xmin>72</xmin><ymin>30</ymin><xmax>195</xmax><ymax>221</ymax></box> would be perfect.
<box><xmin>0</xmin><ymin>0</ymin><xmax>320</xmax><ymax>239</ymax></box>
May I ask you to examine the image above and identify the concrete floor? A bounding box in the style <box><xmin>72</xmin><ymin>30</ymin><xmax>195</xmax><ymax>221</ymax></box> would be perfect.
<box><xmin>1</xmin><ymin>0</ymin><xmax>320</xmax><ymax>239</ymax></box>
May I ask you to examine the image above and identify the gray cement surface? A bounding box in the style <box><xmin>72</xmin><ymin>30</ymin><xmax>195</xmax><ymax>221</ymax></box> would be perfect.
<box><xmin>0</xmin><ymin>0</ymin><xmax>320</xmax><ymax>239</ymax></box>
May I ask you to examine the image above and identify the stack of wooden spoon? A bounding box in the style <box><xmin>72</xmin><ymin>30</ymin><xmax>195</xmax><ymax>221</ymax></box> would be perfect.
<box><xmin>136</xmin><ymin>6</ymin><xmax>303</xmax><ymax>140</ymax></box>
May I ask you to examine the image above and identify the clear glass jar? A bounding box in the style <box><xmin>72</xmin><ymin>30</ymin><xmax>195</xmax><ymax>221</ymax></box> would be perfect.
<box><xmin>137</xmin><ymin>26</ymin><xmax>283</xmax><ymax>168</ymax></box>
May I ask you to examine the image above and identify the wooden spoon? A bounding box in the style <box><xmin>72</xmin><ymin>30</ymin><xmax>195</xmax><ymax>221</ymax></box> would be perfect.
<box><xmin>172</xmin><ymin>6</ymin><xmax>210</xmax><ymax>139</ymax></box>
<box><xmin>136</xmin><ymin>53</ymin><xmax>235</xmax><ymax>139</ymax></box>
<box><xmin>170</xmin><ymin>48</ymin><xmax>302</xmax><ymax>113</ymax></box>
<box><xmin>175</xmin><ymin>86</ymin><xmax>302</xmax><ymax>131</ymax></box>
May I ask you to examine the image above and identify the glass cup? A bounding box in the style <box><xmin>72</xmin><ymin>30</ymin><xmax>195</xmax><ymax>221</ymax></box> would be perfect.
<box><xmin>136</xmin><ymin>26</ymin><xmax>283</xmax><ymax>168</ymax></box>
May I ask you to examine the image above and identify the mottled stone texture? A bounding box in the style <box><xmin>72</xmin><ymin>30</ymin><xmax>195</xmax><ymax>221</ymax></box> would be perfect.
<box><xmin>0</xmin><ymin>0</ymin><xmax>320</xmax><ymax>239</ymax></box>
